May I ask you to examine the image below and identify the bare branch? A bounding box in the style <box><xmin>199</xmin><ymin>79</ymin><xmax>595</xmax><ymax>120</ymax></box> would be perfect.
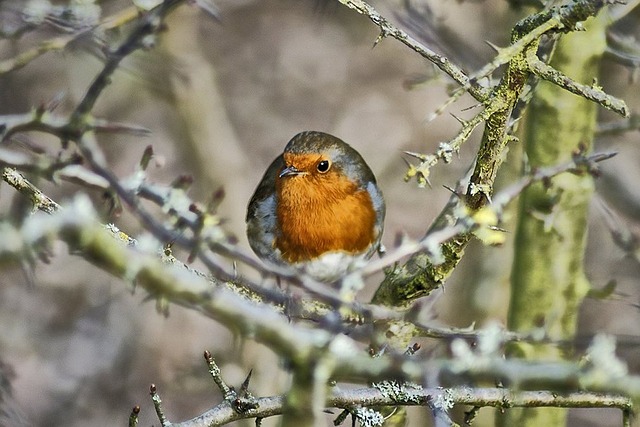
<box><xmin>0</xmin><ymin>5</ymin><xmax>142</xmax><ymax>75</ymax></box>
<box><xmin>170</xmin><ymin>385</ymin><xmax>632</xmax><ymax>426</ymax></box>
<box><xmin>528</xmin><ymin>53</ymin><xmax>629</xmax><ymax>116</ymax></box>
<box><xmin>2</xmin><ymin>168</ymin><xmax>60</xmax><ymax>214</ymax></box>
<box><xmin>336</xmin><ymin>0</ymin><xmax>490</xmax><ymax>102</ymax></box>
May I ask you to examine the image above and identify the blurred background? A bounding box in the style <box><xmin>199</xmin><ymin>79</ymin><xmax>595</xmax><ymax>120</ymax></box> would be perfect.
<box><xmin>0</xmin><ymin>0</ymin><xmax>639</xmax><ymax>425</ymax></box>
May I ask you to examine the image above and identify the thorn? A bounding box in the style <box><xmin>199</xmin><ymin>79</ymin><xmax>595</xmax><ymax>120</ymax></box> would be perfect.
<box><xmin>484</xmin><ymin>40</ymin><xmax>502</xmax><ymax>53</ymax></box>
<box><xmin>449</xmin><ymin>112</ymin><xmax>467</xmax><ymax>126</ymax></box>
<box><xmin>139</xmin><ymin>145</ymin><xmax>154</xmax><ymax>171</ymax></box>
<box><xmin>240</xmin><ymin>369</ymin><xmax>253</xmax><ymax>395</ymax></box>
<box><xmin>405</xmin><ymin>342</ymin><xmax>421</xmax><ymax>355</ymax></box>
<box><xmin>485</xmin><ymin>192</ymin><xmax>493</xmax><ymax>205</ymax></box>
<box><xmin>425</xmin><ymin>111</ymin><xmax>439</xmax><ymax>123</ymax></box>
<box><xmin>461</xmin><ymin>102</ymin><xmax>482</xmax><ymax>112</ymax></box>
<box><xmin>402</xmin><ymin>150</ymin><xmax>427</xmax><ymax>161</ymax></box>
<box><xmin>373</xmin><ymin>29</ymin><xmax>387</xmax><ymax>48</ymax></box>
<box><xmin>442</xmin><ymin>184</ymin><xmax>458</xmax><ymax>195</ymax></box>
<box><xmin>333</xmin><ymin>409</ymin><xmax>350</xmax><ymax>425</ymax></box>
<box><xmin>45</xmin><ymin>91</ymin><xmax>66</xmax><ymax>112</ymax></box>
<box><xmin>93</xmin><ymin>119</ymin><xmax>152</xmax><ymax>136</ymax></box>
<box><xmin>488</xmin><ymin>225</ymin><xmax>509</xmax><ymax>233</ymax></box>
<box><xmin>591</xmin><ymin>151</ymin><xmax>618</xmax><ymax>162</ymax></box>
<box><xmin>193</xmin><ymin>0</ymin><xmax>221</xmax><ymax>22</ymax></box>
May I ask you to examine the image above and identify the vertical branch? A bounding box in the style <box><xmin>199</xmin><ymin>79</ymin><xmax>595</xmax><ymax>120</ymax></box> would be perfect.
<box><xmin>502</xmin><ymin>10</ymin><xmax>609</xmax><ymax>427</ymax></box>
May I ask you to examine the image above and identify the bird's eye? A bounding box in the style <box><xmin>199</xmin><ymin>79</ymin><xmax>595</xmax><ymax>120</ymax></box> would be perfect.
<box><xmin>317</xmin><ymin>159</ymin><xmax>331</xmax><ymax>173</ymax></box>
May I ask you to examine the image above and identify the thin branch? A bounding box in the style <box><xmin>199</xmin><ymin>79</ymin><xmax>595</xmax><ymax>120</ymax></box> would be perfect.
<box><xmin>72</xmin><ymin>0</ymin><xmax>186</xmax><ymax>122</ymax></box>
<box><xmin>128</xmin><ymin>405</ymin><xmax>140</xmax><ymax>427</ymax></box>
<box><xmin>0</xmin><ymin>5</ymin><xmax>142</xmax><ymax>75</ymax></box>
<box><xmin>0</xmin><ymin>110</ymin><xmax>151</xmax><ymax>143</ymax></box>
<box><xmin>403</xmin><ymin>102</ymin><xmax>506</xmax><ymax>187</ymax></box>
<box><xmin>528</xmin><ymin>52</ymin><xmax>629</xmax><ymax>116</ymax></box>
<box><xmin>150</xmin><ymin>384</ymin><xmax>170</xmax><ymax>427</ymax></box>
<box><xmin>2</xmin><ymin>168</ymin><xmax>61</xmax><ymax>214</ymax></box>
<box><xmin>468</xmin><ymin>18</ymin><xmax>561</xmax><ymax>84</ymax></box>
<box><xmin>336</xmin><ymin>0</ymin><xmax>490</xmax><ymax>102</ymax></box>
<box><xmin>362</xmin><ymin>151</ymin><xmax>616</xmax><ymax>277</ymax></box>
<box><xmin>203</xmin><ymin>351</ymin><xmax>235</xmax><ymax>401</ymax></box>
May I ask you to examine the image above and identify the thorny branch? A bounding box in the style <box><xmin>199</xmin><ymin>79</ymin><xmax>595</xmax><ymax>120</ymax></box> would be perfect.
<box><xmin>0</xmin><ymin>6</ymin><xmax>140</xmax><ymax>74</ymax></box>
<box><xmin>337</xmin><ymin>0</ymin><xmax>491</xmax><ymax>102</ymax></box>
<box><xmin>360</xmin><ymin>0</ymin><xmax>630</xmax><ymax>308</ymax></box>
<box><xmin>166</xmin><ymin>385</ymin><xmax>632</xmax><ymax>427</ymax></box>
<box><xmin>2</xmin><ymin>168</ymin><xmax>60</xmax><ymax>214</ymax></box>
<box><xmin>341</xmin><ymin>0</ymin><xmax>627</xmax><ymax>186</ymax></box>
<box><xmin>361</xmin><ymin>150</ymin><xmax>617</xmax><ymax>277</ymax></box>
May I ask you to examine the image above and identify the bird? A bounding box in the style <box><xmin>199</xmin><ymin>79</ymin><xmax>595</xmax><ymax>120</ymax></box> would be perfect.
<box><xmin>246</xmin><ymin>131</ymin><xmax>385</xmax><ymax>282</ymax></box>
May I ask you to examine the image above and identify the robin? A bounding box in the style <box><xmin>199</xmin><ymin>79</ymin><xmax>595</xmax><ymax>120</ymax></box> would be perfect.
<box><xmin>246</xmin><ymin>131</ymin><xmax>385</xmax><ymax>282</ymax></box>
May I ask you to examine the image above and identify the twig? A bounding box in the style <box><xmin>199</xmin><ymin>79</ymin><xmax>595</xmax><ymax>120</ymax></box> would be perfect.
<box><xmin>150</xmin><ymin>384</ymin><xmax>170</xmax><ymax>427</ymax></box>
<box><xmin>128</xmin><ymin>405</ymin><xmax>140</xmax><ymax>427</ymax></box>
<box><xmin>0</xmin><ymin>5</ymin><xmax>142</xmax><ymax>75</ymax></box>
<box><xmin>203</xmin><ymin>351</ymin><xmax>235</xmax><ymax>401</ymax></box>
<box><xmin>0</xmin><ymin>111</ymin><xmax>151</xmax><ymax>143</ymax></box>
<box><xmin>468</xmin><ymin>18</ymin><xmax>561</xmax><ymax>85</ymax></box>
<box><xmin>528</xmin><ymin>53</ymin><xmax>629</xmax><ymax>116</ymax></box>
<box><xmin>2</xmin><ymin>168</ymin><xmax>61</xmax><ymax>214</ymax></box>
<box><xmin>403</xmin><ymin>101</ymin><xmax>506</xmax><ymax>187</ymax></box>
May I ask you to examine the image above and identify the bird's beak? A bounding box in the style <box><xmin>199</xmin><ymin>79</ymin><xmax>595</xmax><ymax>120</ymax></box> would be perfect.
<box><xmin>279</xmin><ymin>165</ymin><xmax>303</xmax><ymax>178</ymax></box>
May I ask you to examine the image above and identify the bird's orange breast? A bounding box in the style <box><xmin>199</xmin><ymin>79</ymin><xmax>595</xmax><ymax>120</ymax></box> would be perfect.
<box><xmin>274</xmin><ymin>167</ymin><xmax>377</xmax><ymax>263</ymax></box>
